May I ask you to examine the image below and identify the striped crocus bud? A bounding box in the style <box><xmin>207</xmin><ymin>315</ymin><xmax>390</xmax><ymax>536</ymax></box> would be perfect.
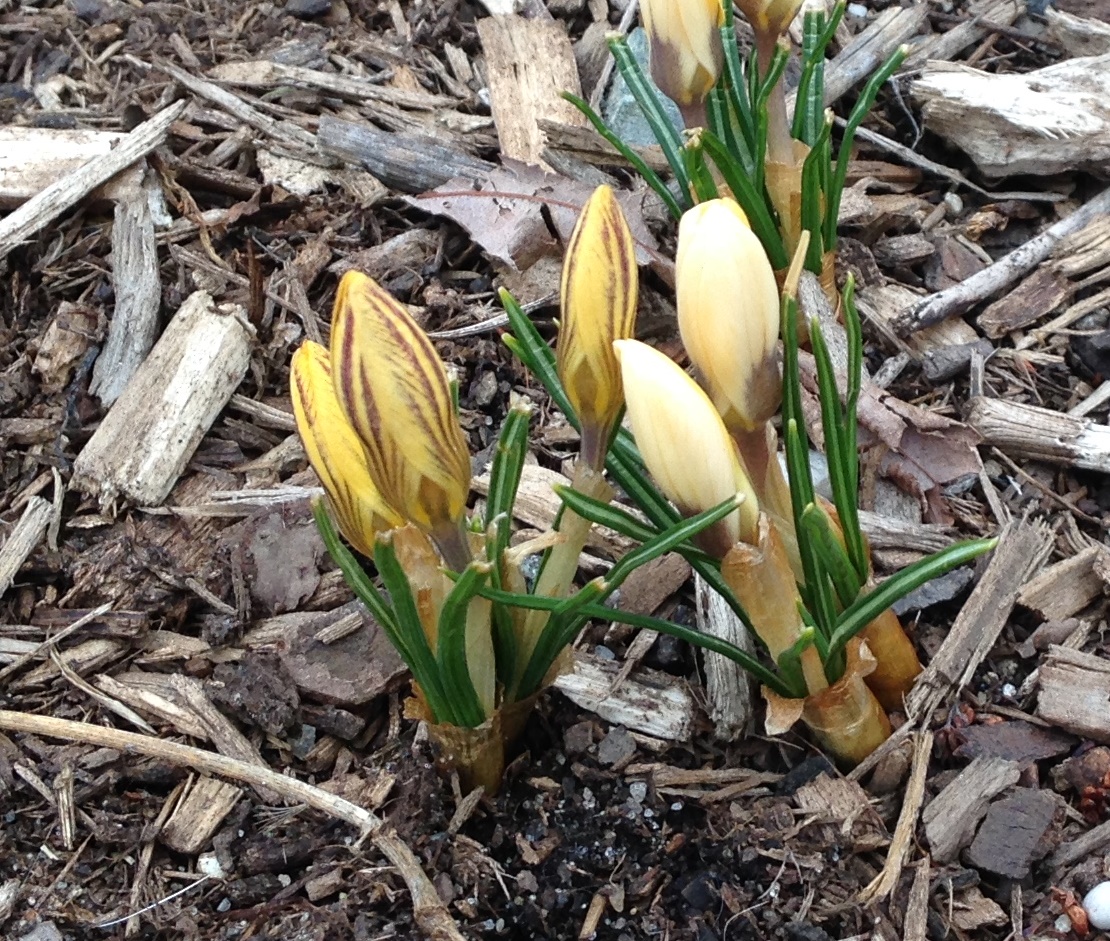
<box><xmin>290</xmin><ymin>340</ymin><xmax>403</xmax><ymax>556</ymax></box>
<box><xmin>557</xmin><ymin>185</ymin><xmax>638</xmax><ymax>470</ymax></box>
<box><xmin>330</xmin><ymin>271</ymin><xmax>472</xmax><ymax>569</ymax></box>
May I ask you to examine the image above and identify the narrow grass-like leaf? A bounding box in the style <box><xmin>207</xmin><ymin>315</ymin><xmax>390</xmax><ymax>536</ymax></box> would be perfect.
<box><xmin>608</xmin><ymin>37</ymin><xmax>693</xmax><ymax>209</ymax></box>
<box><xmin>800</xmin><ymin>503</ymin><xmax>863</xmax><ymax>608</ymax></box>
<box><xmin>825</xmin><ymin>45</ymin><xmax>907</xmax><ymax>249</ymax></box>
<box><xmin>775</xmin><ymin>627</ymin><xmax>817</xmax><ymax>697</ymax></box>
<box><xmin>563</xmin><ymin>91</ymin><xmax>683</xmax><ymax>221</ymax></box>
<box><xmin>826</xmin><ymin>538</ymin><xmax>998</xmax><ymax>662</ymax></box>
<box><xmin>684</xmin><ymin>133</ymin><xmax>720</xmax><ymax>203</ymax></box>
<box><xmin>486</xmin><ymin>403</ymin><xmax>532</xmax><ymax>562</ymax></box>
<box><xmin>720</xmin><ymin>22</ymin><xmax>759</xmax><ymax>165</ymax></box>
<box><xmin>435</xmin><ymin>562</ymin><xmax>491</xmax><ymax>727</ymax></box>
<box><xmin>373</xmin><ymin>531</ymin><xmax>456</xmax><ymax>724</ymax></box>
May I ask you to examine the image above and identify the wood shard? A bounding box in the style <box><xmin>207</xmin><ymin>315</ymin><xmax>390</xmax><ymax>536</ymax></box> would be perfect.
<box><xmin>1037</xmin><ymin>645</ymin><xmax>1110</xmax><ymax>743</ymax></box>
<box><xmin>922</xmin><ymin>756</ymin><xmax>1021</xmax><ymax>862</ymax></box>
<box><xmin>967</xmin><ymin>397</ymin><xmax>1110</xmax><ymax>474</ymax></box>
<box><xmin>976</xmin><ymin>267</ymin><xmax>1072</xmax><ymax>339</ymax></box>
<box><xmin>1017</xmin><ymin>545</ymin><xmax>1110</xmax><ymax>620</ymax></box>
<box><xmin>72</xmin><ymin>291</ymin><xmax>254</xmax><ymax>508</ymax></box>
<box><xmin>477</xmin><ymin>15</ymin><xmax>586</xmax><ymax>168</ymax></box>
<box><xmin>907</xmin><ymin>519</ymin><xmax>1053</xmax><ymax>720</ymax></box>
<box><xmin>160</xmin><ymin>776</ymin><xmax>242</xmax><ymax>854</ymax></box>
<box><xmin>966</xmin><ymin>787</ymin><xmax>1061</xmax><ymax>879</ymax></box>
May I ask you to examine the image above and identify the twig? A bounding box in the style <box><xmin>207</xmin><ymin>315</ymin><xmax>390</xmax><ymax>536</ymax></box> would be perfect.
<box><xmin>0</xmin><ymin>710</ymin><xmax>465</xmax><ymax>941</ymax></box>
<box><xmin>894</xmin><ymin>186</ymin><xmax>1110</xmax><ymax>336</ymax></box>
<box><xmin>0</xmin><ymin>101</ymin><xmax>185</xmax><ymax>262</ymax></box>
<box><xmin>858</xmin><ymin>730</ymin><xmax>933</xmax><ymax>904</ymax></box>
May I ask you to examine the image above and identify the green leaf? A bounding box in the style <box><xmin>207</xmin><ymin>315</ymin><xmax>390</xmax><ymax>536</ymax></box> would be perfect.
<box><xmin>684</xmin><ymin>132</ymin><xmax>720</xmax><ymax>203</ymax></box>
<box><xmin>562</xmin><ymin>91</ymin><xmax>683</xmax><ymax>221</ymax></box>
<box><xmin>775</xmin><ymin>627</ymin><xmax>817</xmax><ymax>696</ymax></box>
<box><xmin>826</xmin><ymin>537</ymin><xmax>999</xmax><ymax>662</ymax></box>
<box><xmin>373</xmin><ymin>531</ymin><xmax>457</xmax><ymax>725</ymax></box>
<box><xmin>486</xmin><ymin>403</ymin><xmax>532</xmax><ymax>562</ymax></box>
<box><xmin>800</xmin><ymin>502</ymin><xmax>862</xmax><ymax>608</ymax></box>
<box><xmin>608</xmin><ymin>36</ymin><xmax>693</xmax><ymax>210</ymax></box>
<box><xmin>435</xmin><ymin>562</ymin><xmax>491</xmax><ymax>728</ymax></box>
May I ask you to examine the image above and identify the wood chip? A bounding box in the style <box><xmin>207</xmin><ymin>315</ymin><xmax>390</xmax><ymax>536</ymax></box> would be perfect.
<box><xmin>0</xmin><ymin>497</ymin><xmax>52</xmax><ymax>599</ymax></box>
<box><xmin>72</xmin><ymin>291</ymin><xmax>254</xmax><ymax>507</ymax></box>
<box><xmin>477</xmin><ymin>15</ymin><xmax>586</xmax><ymax>168</ymax></box>
<box><xmin>1037</xmin><ymin>645</ymin><xmax>1110</xmax><ymax>743</ymax></box>
<box><xmin>907</xmin><ymin>519</ymin><xmax>1053</xmax><ymax>721</ymax></box>
<box><xmin>1017</xmin><ymin>545</ymin><xmax>1110</xmax><ymax>620</ymax></box>
<box><xmin>976</xmin><ymin>267</ymin><xmax>1072</xmax><ymax>339</ymax></box>
<box><xmin>966</xmin><ymin>787</ymin><xmax>1061</xmax><ymax>879</ymax></box>
<box><xmin>967</xmin><ymin>398</ymin><xmax>1110</xmax><ymax>474</ymax></box>
<box><xmin>922</xmin><ymin>756</ymin><xmax>1021</xmax><ymax>862</ymax></box>
<box><xmin>160</xmin><ymin>775</ymin><xmax>242</xmax><ymax>853</ymax></box>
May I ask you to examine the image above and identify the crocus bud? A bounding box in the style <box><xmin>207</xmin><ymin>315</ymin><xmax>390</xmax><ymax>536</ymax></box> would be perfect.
<box><xmin>737</xmin><ymin>0</ymin><xmax>805</xmax><ymax>40</ymax></box>
<box><xmin>614</xmin><ymin>339</ymin><xmax>758</xmax><ymax>556</ymax></box>
<box><xmin>330</xmin><ymin>271</ymin><xmax>472</xmax><ymax>567</ymax></box>
<box><xmin>641</xmin><ymin>0</ymin><xmax>725</xmax><ymax>110</ymax></box>
<box><xmin>290</xmin><ymin>341</ymin><xmax>403</xmax><ymax>556</ymax></box>
<box><xmin>558</xmin><ymin>185</ymin><xmax>638</xmax><ymax>471</ymax></box>
<box><xmin>676</xmin><ymin>198</ymin><xmax>782</xmax><ymax>434</ymax></box>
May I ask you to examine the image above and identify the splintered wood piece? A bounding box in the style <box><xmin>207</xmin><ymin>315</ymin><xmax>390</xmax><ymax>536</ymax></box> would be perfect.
<box><xmin>0</xmin><ymin>100</ymin><xmax>184</xmax><ymax>262</ymax></box>
<box><xmin>96</xmin><ymin>671</ymin><xmax>279</xmax><ymax>802</ymax></box>
<box><xmin>966</xmin><ymin>788</ymin><xmax>1061</xmax><ymax>879</ymax></box>
<box><xmin>695</xmin><ymin>573</ymin><xmax>755</xmax><ymax>741</ymax></box>
<box><xmin>976</xmin><ymin>267</ymin><xmax>1072</xmax><ymax>339</ymax></box>
<box><xmin>907</xmin><ymin>519</ymin><xmax>1053</xmax><ymax>721</ymax></box>
<box><xmin>913</xmin><ymin>55</ymin><xmax>1110</xmax><ymax>177</ymax></box>
<box><xmin>967</xmin><ymin>397</ymin><xmax>1110</xmax><ymax>474</ymax></box>
<box><xmin>1047</xmin><ymin>9</ymin><xmax>1110</xmax><ymax>56</ymax></box>
<box><xmin>317</xmin><ymin>116</ymin><xmax>495</xmax><ymax>193</ymax></box>
<box><xmin>806</xmin><ymin>5</ymin><xmax>927</xmax><ymax>116</ymax></box>
<box><xmin>922</xmin><ymin>756</ymin><xmax>1021</xmax><ymax>862</ymax></box>
<box><xmin>554</xmin><ymin>652</ymin><xmax>695</xmax><ymax>742</ymax></box>
<box><xmin>477</xmin><ymin>15</ymin><xmax>586</xmax><ymax>168</ymax></box>
<box><xmin>72</xmin><ymin>291</ymin><xmax>254</xmax><ymax>508</ymax></box>
<box><xmin>1017</xmin><ymin>545</ymin><xmax>1110</xmax><ymax>620</ymax></box>
<box><xmin>160</xmin><ymin>775</ymin><xmax>242</xmax><ymax>853</ymax></box>
<box><xmin>90</xmin><ymin>171</ymin><xmax>161</xmax><ymax>405</ymax></box>
<box><xmin>0</xmin><ymin>127</ymin><xmax>139</xmax><ymax>207</ymax></box>
<box><xmin>0</xmin><ymin>497</ymin><xmax>52</xmax><ymax>598</ymax></box>
<box><xmin>1037</xmin><ymin>645</ymin><xmax>1110</xmax><ymax>743</ymax></box>
<box><xmin>906</xmin><ymin>0</ymin><xmax>1025</xmax><ymax>69</ymax></box>
<box><xmin>1051</xmin><ymin>215</ymin><xmax>1110</xmax><ymax>280</ymax></box>
<box><xmin>794</xmin><ymin>774</ymin><xmax>890</xmax><ymax>851</ymax></box>
<box><xmin>1051</xmin><ymin>817</ymin><xmax>1110</xmax><ymax>870</ymax></box>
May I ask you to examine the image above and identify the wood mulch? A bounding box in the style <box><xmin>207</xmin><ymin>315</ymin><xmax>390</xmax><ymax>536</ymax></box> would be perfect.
<box><xmin>2</xmin><ymin>1</ymin><xmax>1110</xmax><ymax>939</ymax></box>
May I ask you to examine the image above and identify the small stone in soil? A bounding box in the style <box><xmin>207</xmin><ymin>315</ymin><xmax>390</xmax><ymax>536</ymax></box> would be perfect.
<box><xmin>285</xmin><ymin>0</ymin><xmax>332</xmax><ymax>16</ymax></box>
<box><xmin>597</xmin><ymin>727</ymin><xmax>636</xmax><ymax>767</ymax></box>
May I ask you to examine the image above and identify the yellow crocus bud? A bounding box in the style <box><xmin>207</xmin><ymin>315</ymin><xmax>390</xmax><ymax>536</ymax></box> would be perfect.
<box><xmin>558</xmin><ymin>185</ymin><xmax>638</xmax><ymax>471</ymax></box>
<box><xmin>613</xmin><ymin>339</ymin><xmax>758</xmax><ymax>557</ymax></box>
<box><xmin>641</xmin><ymin>0</ymin><xmax>725</xmax><ymax>112</ymax></box>
<box><xmin>290</xmin><ymin>341</ymin><xmax>404</xmax><ymax>556</ymax></box>
<box><xmin>676</xmin><ymin>198</ymin><xmax>782</xmax><ymax>434</ymax></box>
<box><xmin>737</xmin><ymin>0</ymin><xmax>805</xmax><ymax>40</ymax></box>
<box><xmin>330</xmin><ymin>271</ymin><xmax>472</xmax><ymax>569</ymax></box>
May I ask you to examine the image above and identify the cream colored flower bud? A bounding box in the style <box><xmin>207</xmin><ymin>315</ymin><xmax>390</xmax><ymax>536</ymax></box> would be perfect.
<box><xmin>737</xmin><ymin>0</ymin><xmax>805</xmax><ymax>39</ymax></box>
<box><xmin>558</xmin><ymin>185</ymin><xmax>638</xmax><ymax>470</ymax></box>
<box><xmin>330</xmin><ymin>271</ymin><xmax>472</xmax><ymax>563</ymax></box>
<box><xmin>290</xmin><ymin>341</ymin><xmax>403</xmax><ymax>556</ymax></box>
<box><xmin>641</xmin><ymin>0</ymin><xmax>725</xmax><ymax>109</ymax></box>
<box><xmin>614</xmin><ymin>339</ymin><xmax>758</xmax><ymax>556</ymax></box>
<box><xmin>676</xmin><ymin>198</ymin><xmax>782</xmax><ymax>433</ymax></box>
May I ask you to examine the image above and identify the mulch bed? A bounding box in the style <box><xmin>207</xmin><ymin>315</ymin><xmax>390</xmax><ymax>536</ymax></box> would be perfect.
<box><xmin>2</xmin><ymin>1</ymin><xmax>1110</xmax><ymax>939</ymax></box>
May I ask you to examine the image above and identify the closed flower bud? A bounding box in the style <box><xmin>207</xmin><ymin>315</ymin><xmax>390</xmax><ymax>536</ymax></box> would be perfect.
<box><xmin>290</xmin><ymin>341</ymin><xmax>403</xmax><ymax>556</ymax></box>
<box><xmin>677</xmin><ymin>198</ymin><xmax>782</xmax><ymax>433</ymax></box>
<box><xmin>558</xmin><ymin>185</ymin><xmax>638</xmax><ymax>470</ymax></box>
<box><xmin>641</xmin><ymin>0</ymin><xmax>725</xmax><ymax>110</ymax></box>
<box><xmin>737</xmin><ymin>0</ymin><xmax>805</xmax><ymax>39</ymax></box>
<box><xmin>614</xmin><ymin>339</ymin><xmax>758</xmax><ymax>556</ymax></box>
<box><xmin>330</xmin><ymin>271</ymin><xmax>472</xmax><ymax>566</ymax></box>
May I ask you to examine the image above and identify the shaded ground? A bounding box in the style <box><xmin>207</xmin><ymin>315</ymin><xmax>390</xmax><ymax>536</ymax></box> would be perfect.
<box><xmin>2</xmin><ymin>1</ymin><xmax>1110</xmax><ymax>939</ymax></box>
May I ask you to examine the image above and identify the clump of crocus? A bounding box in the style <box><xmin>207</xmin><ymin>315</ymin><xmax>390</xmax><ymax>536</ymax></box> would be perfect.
<box><xmin>292</xmin><ymin>187</ymin><xmax>770</xmax><ymax>791</ymax></box>
<box><xmin>640</xmin><ymin>0</ymin><xmax>725</xmax><ymax>128</ymax></box>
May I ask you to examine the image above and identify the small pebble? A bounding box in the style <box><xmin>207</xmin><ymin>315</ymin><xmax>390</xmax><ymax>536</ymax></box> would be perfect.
<box><xmin>629</xmin><ymin>781</ymin><xmax>648</xmax><ymax>803</ymax></box>
<box><xmin>847</xmin><ymin>2</ymin><xmax>867</xmax><ymax>15</ymax></box>
<box><xmin>1084</xmin><ymin>882</ymin><xmax>1110</xmax><ymax>930</ymax></box>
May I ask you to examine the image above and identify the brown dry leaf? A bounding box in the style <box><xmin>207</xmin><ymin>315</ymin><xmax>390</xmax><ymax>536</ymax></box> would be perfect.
<box><xmin>408</xmin><ymin>160</ymin><xmax>668</xmax><ymax>279</ymax></box>
<box><xmin>799</xmin><ymin>351</ymin><xmax>982</xmax><ymax>523</ymax></box>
